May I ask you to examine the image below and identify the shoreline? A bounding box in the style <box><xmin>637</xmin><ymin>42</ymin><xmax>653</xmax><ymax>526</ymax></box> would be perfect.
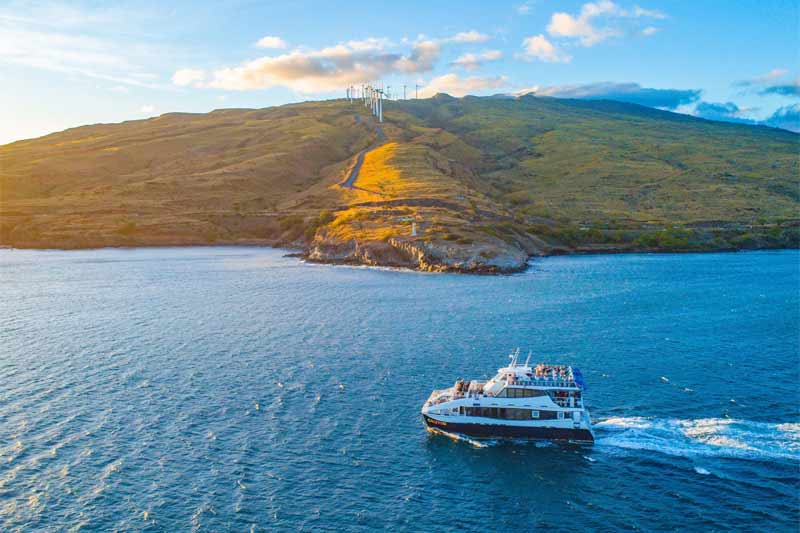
<box><xmin>3</xmin><ymin>241</ymin><xmax>796</xmax><ymax>275</ymax></box>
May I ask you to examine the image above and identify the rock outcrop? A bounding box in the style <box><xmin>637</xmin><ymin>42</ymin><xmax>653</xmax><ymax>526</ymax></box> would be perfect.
<box><xmin>304</xmin><ymin>235</ymin><xmax>530</xmax><ymax>274</ymax></box>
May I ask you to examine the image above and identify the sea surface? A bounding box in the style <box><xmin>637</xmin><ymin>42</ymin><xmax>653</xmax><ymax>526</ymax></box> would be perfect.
<box><xmin>1</xmin><ymin>247</ymin><xmax>798</xmax><ymax>531</ymax></box>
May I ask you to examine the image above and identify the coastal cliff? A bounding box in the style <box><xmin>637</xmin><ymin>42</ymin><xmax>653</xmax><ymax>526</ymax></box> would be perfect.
<box><xmin>305</xmin><ymin>235</ymin><xmax>531</xmax><ymax>273</ymax></box>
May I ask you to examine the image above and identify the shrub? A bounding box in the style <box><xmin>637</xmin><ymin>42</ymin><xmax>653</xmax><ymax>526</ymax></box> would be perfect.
<box><xmin>279</xmin><ymin>214</ymin><xmax>304</xmax><ymax>232</ymax></box>
<box><xmin>118</xmin><ymin>221</ymin><xmax>137</xmax><ymax>235</ymax></box>
<box><xmin>317</xmin><ymin>210</ymin><xmax>335</xmax><ymax>226</ymax></box>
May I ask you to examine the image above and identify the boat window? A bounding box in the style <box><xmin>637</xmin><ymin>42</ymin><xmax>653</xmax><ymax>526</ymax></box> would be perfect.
<box><xmin>464</xmin><ymin>407</ymin><xmax>537</xmax><ymax>420</ymax></box>
<box><xmin>506</xmin><ymin>387</ymin><xmax>545</xmax><ymax>398</ymax></box>
<box><xmin>557</xmin><ymin>412</ymin><xmax>564</xmax><ymax>419</ymax></box>
<box><xmin>531</xmin><ymin>410</ymin><xmax>539</xmax><ymax>419</ymax></box>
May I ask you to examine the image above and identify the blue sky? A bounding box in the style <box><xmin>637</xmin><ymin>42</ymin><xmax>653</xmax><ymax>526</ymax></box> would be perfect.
<box><xmin>2</xmin><ymin>0</ymin><xmax>798</xmax><ymax>144</ymax></box>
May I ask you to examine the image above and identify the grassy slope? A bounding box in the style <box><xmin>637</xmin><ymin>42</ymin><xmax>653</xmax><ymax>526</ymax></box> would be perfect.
<box><xmin>396</xmin><ymin>95</ymin><xmax>799</xmax><ymax>221</ymax></box>
<box><xmin>369</xmin><ymin>95</ymin><xmax>799</xmax><ymax>253</ymax></box>
<box><xmin>1</xmin><ymin>101</ymin><xmax>376</xmax><ymax>247</ymax></box>
<box><xmin>1</xmin><ymin>95</ymin><xmax>797</xmax><ymax>261</ymax></box>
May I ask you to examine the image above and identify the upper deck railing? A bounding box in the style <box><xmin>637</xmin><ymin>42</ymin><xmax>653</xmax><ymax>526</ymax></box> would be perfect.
<box><xmin>504</xmin><ymin>364</ymin><xmax>586</xmax><ymax>390</ymax></box>
<box><xmin>506</xmin><ymin>377</ymin><xmax>580</xmax><ymax>389</ymax></box>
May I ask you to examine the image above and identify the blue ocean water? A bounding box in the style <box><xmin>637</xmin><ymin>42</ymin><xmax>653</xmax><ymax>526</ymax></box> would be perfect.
<box><xmin>1</xmin><ymin>247</ymin><xmax>798</xmax><ymax>531</ymax></box>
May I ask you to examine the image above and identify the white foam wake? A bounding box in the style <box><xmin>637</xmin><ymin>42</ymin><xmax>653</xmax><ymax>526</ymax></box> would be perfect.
<box><xmin>595</xmin><ymin>416</ymin><xmax>800</xmax><ymax>461</ymax></box>
<box><xmin>426</xmin><ymin>426</ymin><xmax>494</xmax><ymax>448</ymax></box>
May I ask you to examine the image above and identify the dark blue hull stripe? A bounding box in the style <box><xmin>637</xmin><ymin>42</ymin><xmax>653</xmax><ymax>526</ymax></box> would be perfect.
<box><xmin>423</xmin><ymin>415</ymin><xmax>594</xmax><ymax>442</ymax></box>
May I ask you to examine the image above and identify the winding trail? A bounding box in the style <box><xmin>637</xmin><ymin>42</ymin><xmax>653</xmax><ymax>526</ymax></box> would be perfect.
<box><xmin>339</xmin><ymin>122</ymin><xmax>386</xmax><ymax>190</ymax></box>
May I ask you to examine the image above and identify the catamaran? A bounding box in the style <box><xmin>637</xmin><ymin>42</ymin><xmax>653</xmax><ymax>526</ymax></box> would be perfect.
<box><xmin>421</xmin><ymin>349</ymin><xmax>594</xmax><ymax>443</ymax></box>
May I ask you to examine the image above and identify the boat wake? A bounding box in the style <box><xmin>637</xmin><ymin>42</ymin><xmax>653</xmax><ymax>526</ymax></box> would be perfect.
<box><xmin>426</xmin><ymin>427</ymin><xmax>572</xmax><ymax>449</ymax></box>
<box><xmin>595</xmin><ymin>417</ymin><xmax>800</xmax><ymax>462</ymax></box>
<box><xmin>426</xmin><ymin>427</ymin><xmax>495</xmax><ymax>448</ymax></box>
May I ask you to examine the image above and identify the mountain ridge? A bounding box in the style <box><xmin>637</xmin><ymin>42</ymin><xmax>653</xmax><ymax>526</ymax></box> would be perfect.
<box><xmin>2</xmin><ymin>95</ymin><xmax>797</xmax><ymax>272</ymax></box>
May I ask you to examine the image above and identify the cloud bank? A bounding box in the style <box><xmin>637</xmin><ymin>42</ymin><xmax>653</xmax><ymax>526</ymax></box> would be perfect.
<box><xmin>734</xmin><ymin>69</ymin><xmax>799</xmax><ymax>98</ymax></box>
<box><xmin>693</xmin><ymin>101</ymin><xmax>800</xmax><ymax>132</ymax></box>
<box><xmin>759</xmin><ymin>81</ymin><xmax>800</xmax><ymax>98</ymax></box>
<box><xmin>527</xmin><ymin>81</ymin><xmax>700</xmax><ymax>109</ymax></box>
<box><xmin>175</xmin><ymin>39</ymin><xmax>440</xmax><ymax>92</ymax></box>
<box><xmin>693</xmin><ymin>101</ymin><xmax>753</xmax><ymax>123</ymax></box>
<box><xmin>173</xmin><ymin>31</ymin><xmax>496</xmax><ymax>93</ymax></box>
<box><xmin>763</xmin><ymin>104</ymin><xmax>800</xmax><ymax>131</ymax></box>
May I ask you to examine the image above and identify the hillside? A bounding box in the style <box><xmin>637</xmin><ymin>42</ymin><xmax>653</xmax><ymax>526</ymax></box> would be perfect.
<box><xmin>2</xmin><ymin>96</ymin><xmax>798</xmax><ymax>272</ymax></box>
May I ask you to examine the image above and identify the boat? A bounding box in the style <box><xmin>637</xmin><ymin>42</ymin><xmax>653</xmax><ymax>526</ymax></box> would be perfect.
<box><xmin>421</xmin><ymin>349</ymin><xmax>594</xmax><ymax>443</ymax></box>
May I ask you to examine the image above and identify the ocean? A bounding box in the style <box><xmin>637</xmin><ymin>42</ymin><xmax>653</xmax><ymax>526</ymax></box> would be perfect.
<box><xmin>1</xmin><ymin>247</ymin><xmax>798</xmax><ymax>531</ymax></box>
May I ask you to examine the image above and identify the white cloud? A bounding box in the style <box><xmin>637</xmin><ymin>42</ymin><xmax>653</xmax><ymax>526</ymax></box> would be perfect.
<box><xmin>633</xmin><ymin>6</ymin><xmax>667</xmax><ymax>19</ymax></box>
<box><xmin>172</xmin><ymin>68</ymin><xmax>206</xmax><ymax>87</ymax></box>
<box><xmin>516</xmin><ymin>1</ymin><xmax>535</xmax><ymax>15</ymax></box>
<box><xmin>452</xmin><ymin>49</ymin><xmax>502</xmax><ymax>71</ymax></box>
<box><xmin>393</xmin><ymin>40</ymin><xmax>441</xmax><ymax>73</ymax></box>
<box><xmin>641</xmin><ymin>26</ymin><xmax>658</xmax><ymax>36</ymax></box>
<box><xmin>174</xmin><ymin>31</ymin><xmax>499</xmax><ymax>94</ymax></box>
<box><xmin>419</xmin><ymin>73</ymin><xmax>508</xmax><ymax>97</ymax></box>
<box><xmin>109</xmin><ymin>85</ymin><xmax>129</xmax><ymax>93</ymax></box>
<box><xmin>753</xmin><ymin>68</ymin><xmax>789</xmax><ymax>83</ymax></box>
<box><xmin>446</xmin><ymin>30</ymin><xmax>490</xmax><ymax>43</ymax></box>
<box><xmin>734</xmin><ymin>68</ymin><xmax>795</xmax><ymax>93</ymax></box>
<box><xmin>513</xmin><ymin>85</ymin><xmax>539</xmax><ymax>96</ymax></box>
<box><xmin>528</xmin><ymin>81</ymin><xmax>700</xmax><ymax>109</ymax></box>
<box><xmin>202</xmin><ymin>39</ymin><xmax>441</xmax><ymax>92</ymax></box>
<box><xmin>521</xmin><ymin>34</ymin><xmax>572</xmax><ymax>63</ymax></box>
<box><xmin>546</xmin><ymin>1</ymin><xmax>666</xmax><ymax>47</ymax></box>
<box><xmin>255</xmin><ymin>36</ymin><xmax>287</xmax><ymax>49</ymax></box>
<box><xmin>0</xmin><ymin>4</ymin><xmax>165</xmax><ymax>89</ymax></box>
<box><xmin>547</xmin><ymin>0</ymin><xmax>621</xmax><ymax>46</ymax></box>
<box><xmin>345</xmin><ymin>37</ymin><xmax>392</xmax><ymax>51</ymax></box>
<box><xmin>140</xmin><ymin>104</ymin><xmax>156</xmax><ymax>114</ymax></box>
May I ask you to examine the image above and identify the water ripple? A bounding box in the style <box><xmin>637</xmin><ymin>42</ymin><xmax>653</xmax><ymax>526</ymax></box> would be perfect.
<box><xmin>0</xmin><ymin>247</ymin><xmax>797</xmax><ymax>531</ymax></box>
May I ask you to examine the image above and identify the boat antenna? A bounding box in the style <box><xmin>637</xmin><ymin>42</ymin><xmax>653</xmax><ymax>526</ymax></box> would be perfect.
<box><xmin>524</xmin><ymin>351</ymin><xmax>532</xmax><ymax>367</ymax></box>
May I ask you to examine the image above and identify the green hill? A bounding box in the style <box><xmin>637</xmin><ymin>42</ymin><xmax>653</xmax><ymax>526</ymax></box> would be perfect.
<box><xmin>2</xmin><ymin>95</ymin><xmax>797</xmax><ymax>272</ymax></box>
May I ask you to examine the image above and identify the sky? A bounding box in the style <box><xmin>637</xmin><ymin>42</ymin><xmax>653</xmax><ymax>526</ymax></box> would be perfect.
<box><xmin>2</xmin><ymin>0</ymin><xmax>799</xmax><ymax>144</ymax></box>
